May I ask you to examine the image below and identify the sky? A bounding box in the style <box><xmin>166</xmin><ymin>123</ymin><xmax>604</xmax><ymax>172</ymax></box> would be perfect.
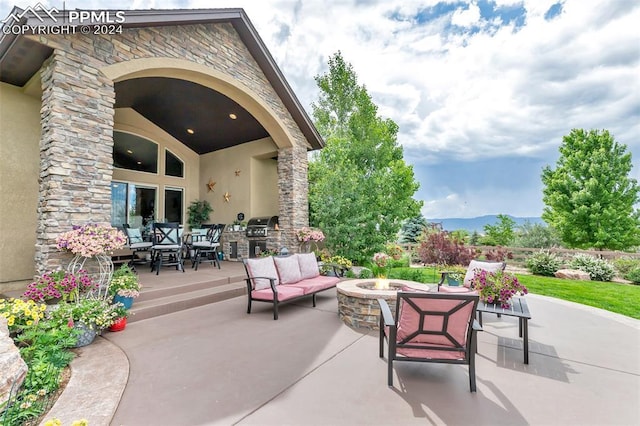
<box><xmin>2</xmin><ymin>0</ymin><xmax>639</xmax><ymax>219</ymax></box>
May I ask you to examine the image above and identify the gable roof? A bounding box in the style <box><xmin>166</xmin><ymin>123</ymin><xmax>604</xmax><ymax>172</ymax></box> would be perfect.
<box><xmin>0</xmin><ymin>7</ymin><xmax>324</xmax><ymax>150</ymax></box>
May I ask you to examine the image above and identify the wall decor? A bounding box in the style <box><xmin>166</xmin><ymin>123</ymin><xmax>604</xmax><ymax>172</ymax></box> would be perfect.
<box><xmin>224</xmin><ymin>191</ymin><xmax>231</xmax><ymax>202</ymax></box>
<box><xmin>234</xmin><ymin>169</ymin><xmax>241</xmax><ymax>176</ymax></box>
<box><xmin>206</xmin><ymin>178</ymin><xmax>216</xmax><ymax>192</ymax></box>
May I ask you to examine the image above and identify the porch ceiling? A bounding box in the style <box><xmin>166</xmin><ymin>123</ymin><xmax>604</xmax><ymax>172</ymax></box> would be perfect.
<box><xmin>114</xmin><ymin>77</ymin><xmax>269</xmax><ymax>154</ymax></box>
<box><xmin>0</xmin><ymin>8</ymin><xmax>325</xmax><ymax>151</ymax></box>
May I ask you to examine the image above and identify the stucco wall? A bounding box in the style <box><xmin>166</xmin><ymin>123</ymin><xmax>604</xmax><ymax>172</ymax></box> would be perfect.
<box><xmin>200</xmin><ymin>137</ymin><xmax>279</xmax><ymax>224</ymax></box>
<box><xmin>0</xmin><ymin>83</ymin><xmax>40</xmax><ymax>288</ymax></box>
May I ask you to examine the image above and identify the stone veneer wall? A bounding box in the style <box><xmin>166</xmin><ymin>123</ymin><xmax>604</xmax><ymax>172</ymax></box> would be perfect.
<box><xmin>36</xmin><ymin>50</ymin><xmax>115</xmax><ymax>274</ymax></box>
<box><xmin>277</xmin><ymin>144</ymin><xmax>309</xmax><ymax>252</ymax></box>
<box><xmin>32</xmin><ymin>22</ymin><xmax>311</xmax><ymax>271</ymax></box>
<box><xmin>336</xmin><ymin>292</ymin><xmax>397</xmax><ymax>330</ymax></box>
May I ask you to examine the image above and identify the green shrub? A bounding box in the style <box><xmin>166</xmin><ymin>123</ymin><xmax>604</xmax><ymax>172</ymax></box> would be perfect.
<box><xmin>388</xmin><ymin>267</ymin><xmax>429</xmax><ymax>283</ymax></box>
<box><xmin>358</xmin><ymin>268</ymin><xmax>373</xmax><ymax>279</ymax></box>
<box><xmin>387</xmin><ymin>254</ymin><xmax>410</xmax><ymax>268</ymax></box>
<box><xmin>569</xmin><ymin>253</ymin><xmax>615</xmax><ymax>282</ymax></box>
<box><xmin>526</xmin><ymin>250</ymin><xmax>562</xmax><ymax>276</ymax></box>
<box><xmin>613</xmin><ymin>257</ymin><xmax>640</xmax><ymax>275</ymax></box>
<box><xmin>624</xmin><ymin>267</ymin><xmax>640</xmax><ymax>284</ymax></box>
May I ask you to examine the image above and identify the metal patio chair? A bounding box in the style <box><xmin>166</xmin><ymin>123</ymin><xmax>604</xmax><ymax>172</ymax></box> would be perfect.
<box><xmin>378</xmin><ymin>291</ymin><xmax>481</xmax><ymax>392</ymax></box>
<box><xmin>150</xmin><ymin>222</ymin><xmax>184</xmax><ymax>275</ymax></box>
<box><xmin>191</xmin><ymin>223</ymin><xmax>224</xmax><ymax>270</ymax></box>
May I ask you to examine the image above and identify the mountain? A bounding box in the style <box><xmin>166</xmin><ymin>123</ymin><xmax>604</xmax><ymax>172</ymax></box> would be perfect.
<box><xmin>427</xmin><ymin>215</ymin><xmax>545</xmax><ymax>233</ymax></box>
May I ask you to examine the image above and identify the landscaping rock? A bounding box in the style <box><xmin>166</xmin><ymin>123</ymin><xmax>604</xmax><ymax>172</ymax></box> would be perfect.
<box><xmin>0</xmin><ymin>316</ymin><xmax>28</xmax><ymax>407</ymax></box>
<box><xmin>555</xmin><ymin>269</ymin><xmax>591</xmax><ymax>281</ymax></box>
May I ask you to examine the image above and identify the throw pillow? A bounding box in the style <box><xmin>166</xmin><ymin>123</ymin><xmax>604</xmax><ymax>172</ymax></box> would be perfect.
<box><xmin>246</xmin><ymin>257</ymin><xmax>280</xmax><ymax>290</ymax></box>
<box><xmin>297</xmin><ymin>252</ymin><xmax>320</xmax><ymax>279</ymax></box>
<box><xmin>274</xmin><ymin>255</ymin><xmax>302</xmax><ymax>284</ymax></box>
<box><xmin>463</xmin><ymin>260</ymin><xmax>504</xmax><ymax>288</ymax></box>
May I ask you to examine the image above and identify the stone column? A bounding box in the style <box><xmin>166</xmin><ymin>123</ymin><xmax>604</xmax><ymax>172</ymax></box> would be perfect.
<box><xmin>277</xmin><ymin>143</ymin><xmax>309</xmax><ymax>253</ymax></box>
<box><xmin>35</xmin><ymin>50</ymin><xmax>115</xmax><ymax>274</ymax></box>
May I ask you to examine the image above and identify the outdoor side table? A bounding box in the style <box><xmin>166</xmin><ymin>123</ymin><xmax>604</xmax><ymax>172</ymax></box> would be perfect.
<box><xmin>476</xmin><ymin>297</ymin><xmax>531</xmax><ymax>364</ymax></box>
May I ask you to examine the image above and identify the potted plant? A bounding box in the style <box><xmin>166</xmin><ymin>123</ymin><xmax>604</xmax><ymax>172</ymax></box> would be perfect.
<box><xmin>470</xmin><ymin>269</ymin><xmax>528</xmax><ymax>308</ymax></box>
<box><xmin>385</xmin><ymin>243</ymin><xmax>404</xmax><ymax>260</ymax></box>
<box><xmin>321</xmin><ymin>255</ymin><xmax>353</xmax><ymax>277</ymax></box>
<box><xmin>440</xmin><ymin>265</ymin><xmax>467</xmax><ymax>286</ymax></box>
<box><xmin>22</xmin><ymin>269</ymin><xmax>98</xmax><ymax>304</ymax></box>
<box><xmin>232</xmin><ymin>219</ymin><xmax>241</xmax><ymax>231</ymax></box>
<box><xmin>372</xmin><ymin>252</ymin><xmax>391</xmax><ymax>278</ymax></box>
<box><xmin>56</xmin><ymin>223</ymin><xmax>127</xmax><ymax>297</ymax></box>
<box><xmin>295</xmin><ymin>227</ymin><xmax>325</xmax><ymax>253</ymax></box>
<box><xmin>50</xmin><ymin>298</ymin><xmax>125</xmax><ymax>346</ymax></box>
<box><xmin>108</xmin><ymin>304</ymin><xmax>130</xmax><ymax>332</ymax></box>
<box><xmin>187</xmin><ymin>200</ymin><xmax>213</xmax><ymax>229</ymax></box>
<box><xmin>108</xmin><ymin>264</ymin><xmax>142</xmax><ymax>309</ymax></box>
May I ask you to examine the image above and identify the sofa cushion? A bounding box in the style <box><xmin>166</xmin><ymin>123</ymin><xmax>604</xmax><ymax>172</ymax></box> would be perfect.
<box><xmin>274</xmin><ymin>255</ymin><xmax>302</xmax><ymax>285</ymax></box>
<box><xmin>297</xmin><ymin>252</ymin><xmax>320</xmax><ymax>279</ymax></box>
<box><xmin>245</xmin><ymin>257</ymin><xmax>280</xmax><ymax>290</ymax></box>
<box><xmin>290</xmin><ymin>275</ymin><xmax>340</xmax><ymax>294</ymax></box>
<box><xmin>251</xmin><ymin>285</ymin><xmax>305</xmax><ymax>301</ymax></box>
<box><xmin>463</xmin><ymin>260</ymin><xmax>505</xmax><ymax>288</ymax></box>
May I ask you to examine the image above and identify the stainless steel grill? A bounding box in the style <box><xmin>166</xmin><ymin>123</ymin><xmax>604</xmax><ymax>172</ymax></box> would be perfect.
<box><xmin>245</xmin><ymin>216</ymin><xmax>279</xmax><ymax>238</ymax></box>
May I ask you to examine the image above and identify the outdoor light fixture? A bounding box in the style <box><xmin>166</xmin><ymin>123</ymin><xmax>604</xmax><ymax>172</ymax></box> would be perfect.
<box><xmin>186</xmin><ymin>128</ymin><xmax>195</xmax><ymax>134</ymax></box>
<box><xmin>229</xmin><ymin>113</ymin><xmax>237</xmax><ymax>120</ymax></box>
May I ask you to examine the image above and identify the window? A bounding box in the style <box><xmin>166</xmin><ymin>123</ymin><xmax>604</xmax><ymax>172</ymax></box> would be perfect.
<box><xmin>164</xmin><ymin>187</ymin><xmax>183</xmax><ymax>223</ymax></box>
<box><xmin>113</xmin><ymin>131</ymin><xmax>158</xmax><ymax>173</ymax></box>
<box><xmin>165</xmin><ymin>149</ymin><xmax>184</xmax><ymax>177</ymax></box>
<box><xmin>111</xmin><ymin>182</ymin><xmax>156</xmax><ymax>229</ymax></box>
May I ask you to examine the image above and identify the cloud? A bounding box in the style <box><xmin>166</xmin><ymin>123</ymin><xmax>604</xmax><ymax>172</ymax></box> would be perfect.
<box><xmin>1</xmin><ymin>0</ymin><xmax>637</xmax><ymax>218</ymax></box>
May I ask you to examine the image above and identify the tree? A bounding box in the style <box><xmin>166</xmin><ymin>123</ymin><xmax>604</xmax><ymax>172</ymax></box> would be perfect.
<box><xmin>417</xmin><ymin>231</ymin><xmax>475</xmax><ymax>266</ymax></box>
<box><xmin>542</xmin><ymin>129</ymin><xmax>640</xmax><ymax>250</ymax></box>
<box><xmin>481</xmin><ymin>214</ymin><xmax>516</xmax><ymax>246</ymax></box>
<box><xmin>513</xmin><ymin>221</ymin><xmax>561</xmax><ymax>248</ymax></box>
<box><xmin>309</xmin><ymin>52</ymin><xmax>422</xmax><ymax>263</ymax></box>
<box><xmin>399</xmin><ymin>214</ymin><xmax>428</xmax><ymax>243</ymax></box>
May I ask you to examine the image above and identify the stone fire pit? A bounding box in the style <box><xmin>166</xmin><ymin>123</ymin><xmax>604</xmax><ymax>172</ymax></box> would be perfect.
<box><xmin>336</xmin><ymin>279</ymin><xmax>432</xmax><ymax>330</ymax></box>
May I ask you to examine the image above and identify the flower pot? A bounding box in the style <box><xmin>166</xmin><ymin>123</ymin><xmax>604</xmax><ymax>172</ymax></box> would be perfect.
<box><xmin>109</xmin><ymin>317</ymin><xmax>127</xmax><ymax>332</ymax></box>
<box><xmin>114</xmin><ymin>295</ymin><xmax>134</xmax><ymax>309</ymax></box>
<box><xmin>446</xmin><ymin>276</ymin><xmax>461</xmax><ymax>286</ymax></box>
<box><xmin>74</xmin><ymin>322</ymin><xmax>97</xmax><ymax>347</ymax></box>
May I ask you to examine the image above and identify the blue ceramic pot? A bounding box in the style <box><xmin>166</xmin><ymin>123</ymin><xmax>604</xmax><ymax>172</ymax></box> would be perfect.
<box><xmin>114</xmin><ymin>295</ymin><xmax>134</xmax><ymax>309</ymax></box>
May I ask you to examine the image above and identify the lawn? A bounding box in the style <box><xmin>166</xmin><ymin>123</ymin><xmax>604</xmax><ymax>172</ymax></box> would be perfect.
<box><xmin>515</xmin><ymin>274</ymin><xmax>640</xmax><ymax>320</ymax></box>
<box><xmin>388</xmin><ymin>267</ymin><xmax>640</xmax><ymax>320</ymax></box>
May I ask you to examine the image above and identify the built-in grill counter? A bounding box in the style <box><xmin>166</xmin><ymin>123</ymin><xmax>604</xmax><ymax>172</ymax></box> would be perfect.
<box><xmin>222</xmin><ymin>215</ymin><xmax>281</xmax><ymax>260</ymax></box>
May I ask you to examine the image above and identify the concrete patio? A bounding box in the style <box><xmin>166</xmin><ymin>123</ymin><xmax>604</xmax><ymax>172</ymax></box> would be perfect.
<box><xmin>42</xmin><ymin>267</ymin><xmax>640</xmax><ymax>426</ymax></box>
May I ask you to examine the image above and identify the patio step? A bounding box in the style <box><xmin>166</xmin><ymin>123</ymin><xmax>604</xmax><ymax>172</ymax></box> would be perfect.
<box><xmin>135</xmin><ymin>273</ymin><xmax>245</xmax><ymax>303</ymax></box>
<box><xmin>128</xmin><ymin>280</ymin><xmax>246</xmax><ymax>323</ymax></box>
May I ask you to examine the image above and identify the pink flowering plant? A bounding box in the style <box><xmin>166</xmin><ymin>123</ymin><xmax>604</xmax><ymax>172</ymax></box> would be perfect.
<box><xmin>372</xmin><ymin>252</ymin><xmax>391</xmax><ymax>278</ymax></box>
<box><xmin>23</xmin><ymin>269</ymin><xmax>98</xmax><ymax>303</ymax></box>
<box><xmin>295</xmin><ymin>227</ymin><xmax>325</xmax><ymax>243</ymax></box>
<box><xmin>470</xmin><ymin>269</ymin><xmax>528</xmax><ymax>308</ymax></box>
<box><xmin>56</xmin><ymin>224</ymin><xmax>126</xmax><ymax>257</ymax></box>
